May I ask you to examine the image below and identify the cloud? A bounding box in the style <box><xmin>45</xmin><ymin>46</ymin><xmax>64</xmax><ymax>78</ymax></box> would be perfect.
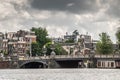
<box><xmin>30</xmin><ymin>0</ymin><xmax>101</xmax><ymax>14</ymax></box>
<box><xmin>103</xmin><ymin>0</ymin><xmax>120</xmax><ymax>19</ymax></box>
<box><xmin>0</xmin><ymin>0</ymin><xmax>32</xmax><ymax>31</ymax></box>
<box><xmin>0</xmin><ymin>0</ymin><xmax>120</xmax><ymax>43</ymax></box>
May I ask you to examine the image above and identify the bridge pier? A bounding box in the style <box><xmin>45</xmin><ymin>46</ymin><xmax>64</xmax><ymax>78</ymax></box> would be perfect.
<box><xmin>48</xmin><ymin>59</ymin><xmax>60</xmax><ymax>68</ymax></box>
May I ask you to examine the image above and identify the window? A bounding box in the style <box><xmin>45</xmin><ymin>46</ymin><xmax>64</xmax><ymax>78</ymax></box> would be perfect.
<box><xmin>111</xmin><ymin>62</ymin><xmax>114</xmax><ymax>67</ymax></box>
<box><xmin>98</xmin><ymin>62</ymin><xmax>101</xmax><ymax>67</ymax></box>
<box><xmin>108</xmin><ymin>62</ymin><xmax>109</xmax><ymax>67</ymax></box>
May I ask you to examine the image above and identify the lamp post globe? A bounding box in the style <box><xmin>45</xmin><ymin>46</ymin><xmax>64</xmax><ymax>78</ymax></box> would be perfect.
<box><xmin>50</xmin><ymin>51</ymin><xmax>56</xmax><ymax>58</ymax></box>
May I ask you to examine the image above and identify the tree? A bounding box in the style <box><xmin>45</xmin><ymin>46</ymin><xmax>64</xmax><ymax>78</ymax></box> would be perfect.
<box><xmin>31</xmin><ymin>42</ymin><xmax>41</xmax><ymax>56</ymax></box>
<box><xmin>116</xmin><ymin>27</ymin><xmax>120</xmax><ymax>49</ymax></box>
<box><xmin>54</xmin><ymin>44</ymin><xmax>68</xmax><ymax>55</ymax></box>
<box><xmin>45</xmin><ymin>43</ymin><xmax>68</xmax><ymax>55</ymax></box>
<box><xmin>44</xmin><ymin>42</ymin><xmax>53</xmax><ymax>55</ymax></box>
<box><xmin>31</xmin><ymin>27</ymin><xmax>67</xmax><ymax>56</ymax></box>
<box><xmin>31</xmin><ymin>27</ymin><xmax>51</xmax><ymax>48</ymax></box>
<box><xmin>3</xmin><ymin>51</ymin><xmax>8</xmax><ymax>56</ymax></box>
<box><xmin>96</xmin><ymin>32</ymin><xmax>113</xmax><ymax>54</ymax></box>
<box><xmin>31</xmin><ymin>27</ymin><xmax>51</xmax><ymax>55</ymax></box>
<box><xmin>69</xmin><ymin>47</ymin><xmax>74</xmax><ymax>55</ymax></box>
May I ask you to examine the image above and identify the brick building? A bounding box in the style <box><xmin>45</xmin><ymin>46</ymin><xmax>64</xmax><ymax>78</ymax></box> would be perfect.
<box><xmin>1</xmin><ymin>30</ymin><xmax>36</xmax><ymax>57</ymax></box>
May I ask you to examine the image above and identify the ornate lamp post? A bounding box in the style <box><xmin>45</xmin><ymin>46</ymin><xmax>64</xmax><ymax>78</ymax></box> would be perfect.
<box><xmin>50</xmin><ymin>43</ymin><xmax>56</xmax><ymax>58</ymax></box>
<box><xmin>88</xmin><ymin>43</ymin><xmax>95</xmax><ymax>68</ymax></box>
<box><xmin>48</xmin><ymin>48</ymin><xmax>56</xmax><ymax>68</ymax></box>
<box><xmin>50</xmin><ymin>50</ymin><xmax>56</xmax><ymax>59</ymax></box>
<box><xmin>43</xmin><ymin>46</ymin><xmax>47</xmax><ymax>57</ymax></box>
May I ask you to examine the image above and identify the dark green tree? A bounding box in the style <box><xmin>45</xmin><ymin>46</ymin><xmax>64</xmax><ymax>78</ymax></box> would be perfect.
<box><xmin>31</xmin><ymin>27</ymin><xmax>67</xmax><ymax>56</ymax></box>
<box><xmin>31</xmin><ymin>27</ymin><xmax>51</xmax><ymax>48</ymax></box>
<box><xmin>31</xmin><ymin>42</ymin><xmax>41</xmax><ymax>56</ymax></box>
<box><xmin>54</xmin><ymin>44</ymin><xmax>68</xmax><ymax>55</ymax></box>
<box><xmin>31</xmin><ymin>27</ymin><xmax>51</xmax><ymax>56</ymax></box>
<box><xmin>96</xmin><ymin>32</ymin><xmax>113</xmax><ymax>54</ymax></box>
<box><xmin>45</xmin><ymin>43</ymin><xmax>68</xmax><ymax>55</ymax></box>
<box><xmin>116</xmin><ymin>27</ymin><xmax>120</xmax><ymax>49</ymax></box>
<box><xmin>44</xmin><ymin>42</ymin><xmax>53</xmax><ymax>55</ymax></box>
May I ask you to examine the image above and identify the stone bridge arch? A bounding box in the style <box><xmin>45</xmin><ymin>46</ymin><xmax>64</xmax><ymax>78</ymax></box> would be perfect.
<box><xmin>19</xmin><ymin>60</ymin><xmax>48</xmax><ymax>68</ymax></box>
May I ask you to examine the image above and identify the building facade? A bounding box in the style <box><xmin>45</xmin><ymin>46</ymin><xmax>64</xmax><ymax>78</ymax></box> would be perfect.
<box><xmin>97</xmin><ymin>60</ymin><xmax>116</xmax><ymax>68</ymax></box>
<box><xmin>1</xmin><ymin>30</ymin><xmax>36</xmax><ymax>57</ymax></box>
<box><xmin>0</xmin><ymin>32</ymin><xmax>3</xmax><ymax>52</ymax></box>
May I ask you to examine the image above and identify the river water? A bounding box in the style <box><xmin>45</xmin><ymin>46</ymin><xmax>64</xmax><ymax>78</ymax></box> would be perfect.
<box><xmin>0</xmin><ymin>69</ymin><xmax>119</xmax><ymax>80</ymax></box>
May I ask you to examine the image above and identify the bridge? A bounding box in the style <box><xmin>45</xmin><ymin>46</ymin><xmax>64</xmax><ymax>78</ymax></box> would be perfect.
<box><xmin>11</xmin><ymin>54</ymin><xmax>120</xmax><ymax>69</ymax></box>
<box><xmin>18</xmin><ymin>54</ymin><xmax>120</xmax><ymax>60</ymax></box>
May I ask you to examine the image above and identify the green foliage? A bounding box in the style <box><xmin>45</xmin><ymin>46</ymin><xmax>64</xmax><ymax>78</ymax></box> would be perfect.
<box><xmin>31</xmin><ymin>27</ymin><xmax>51</xmax><ymax>48</ymax></box>
<box><xmin>70</xmin><ymin>47</ymin><xmax>74</xmax><ymax>54</ymax></box>
<box><xmin>65</xmin><ymin>39</ymin><xmax>74</xmax><ymax>43</ymax></box>
<box><xmin>26</xmin><ymin>50</ymin><xmax>30</xmax><ymax>56</ymax></box>
<box><xmin>30</xmin><ymin>27</ymin><xmax>52</xmax><ymax>56</ymax></box>
<box><xmin>31</xmin><ymin>42</ymin><xmax>41</xmax><ymax>56</ymax></box>
<box><xmin>54</xmin><ymin>44</ymin><xmax>68</xmax><ymax>55</ymax></box>
<box><xmin>96</xmin><ymin>32</ymin><xmax>113</xmax><ymax>54</ymax></box>
<box><xmin>46</xmin><ymin>43</ymin><xmax>68</xmax><ymax>55</ymax></box>
<box><xmin>4</xmin><ymin>51</ymin><xmax>7</xmax><ymax>55</ymax></box>
<box><xmin>116</xmin><ymin>27</ymin><xmax>120</xmax><ymax>49</ymax></box>
<box><xmin>45</xmin><ymin>43</ymin><xmax>52</xmax><ymax>55</ymax></box>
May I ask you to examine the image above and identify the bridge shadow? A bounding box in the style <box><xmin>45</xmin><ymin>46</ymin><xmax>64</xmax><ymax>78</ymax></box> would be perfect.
<box><xmin>56</xmin><ymin>60</ymin><xmax>83</xmax><ymax>68</ymax></box>
<box><xmin>20</xmin><ymin>61</ymin><xmax>47</xmax><ymax>69</ymax></box>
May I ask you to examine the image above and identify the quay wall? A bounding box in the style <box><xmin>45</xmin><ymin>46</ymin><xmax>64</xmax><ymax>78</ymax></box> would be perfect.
<box><xmin>0</xmin><ymin>61</ymin><xmax>10</xmax><ymax>69</ymax></box>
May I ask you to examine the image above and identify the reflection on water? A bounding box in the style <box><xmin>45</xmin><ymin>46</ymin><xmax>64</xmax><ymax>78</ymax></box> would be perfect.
<box><xmin>0</xmin><ymin>69</ymin><xmax>119</xmax><ymax>80</ymax></box>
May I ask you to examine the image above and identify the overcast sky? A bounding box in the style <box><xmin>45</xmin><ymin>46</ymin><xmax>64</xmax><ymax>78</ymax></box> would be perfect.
<box><xmin>0</xmin><ymin>0</ymin><xmax>120</xmax><ymax>43</ymax></box>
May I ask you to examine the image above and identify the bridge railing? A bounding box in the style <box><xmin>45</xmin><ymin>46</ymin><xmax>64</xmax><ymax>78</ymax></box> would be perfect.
<box><xmin>94</xmin><ymin>54</ymin><xmax>120</xmax><ymax>58</ymax></box>
<box><xmin>53</xmin><ymin>54</ymin><xmax>89</xmax><ymax>59</ymax></box>
<box><xmin>50</xmin><ymin>54</ymin><xmax>120</xmax><ymax>59</ymax></box>
<box><xmin>23</xmin><ymin>55</ymin><xmax>90</xmax><ymax>60</ymax></box>
<box><xmin>17</xmin><ymin>54</ymin><xmax>120</xmax><ymax>61</ymax></box>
